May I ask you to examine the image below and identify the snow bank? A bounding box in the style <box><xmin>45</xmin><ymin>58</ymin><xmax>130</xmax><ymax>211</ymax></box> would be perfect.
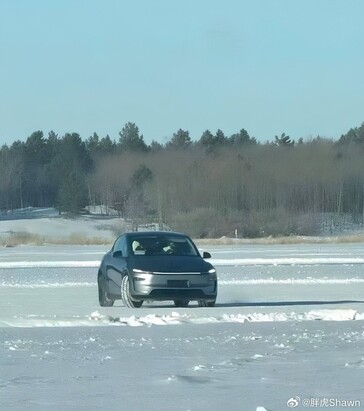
<box><xmin>305</xmin><ymin>309</ymin><xmax>359</xmax><ymax>321</ymax></box>
<box><xmin>219</xmin><ymin>278</ymin><xmax>364</xmax><ymax>285</ymax></box>
<box><xmin>3</xmin><ymin>256</ymin><xmax>364</xmax><ymax>268</ymax></box>
<box><xmin>0</xmin><ymin>282</ymin><xmax>95</xmax><ymax>288</ymax></box>
<box><xmin>92</xmin><ymin>308</ymin><xmax>362</xmax><ymax>326</ymax></box>
<box><xmin>0</xmin><ymin>261</ymin><xmax>100</xmax><ymax>268</ymax></box>
<box><xmin>2</xmin><ymin>309</ymin><xmax>362</xmax><ymax>328</ymax></box>
<box><xmin>0</xmin><ymin>216</ymin><xmax>122</xmax><ymax>245</ymax></box>
<box><xmin>212</xmin><ymin>257</ymin><xmax>364</xmax><ymax>266</ymax></box>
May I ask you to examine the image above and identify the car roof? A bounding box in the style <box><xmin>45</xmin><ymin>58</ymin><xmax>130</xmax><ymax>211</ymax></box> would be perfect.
<box><xmin>124</xmin><ymin>231</ymin><xmax>187</xmax><ymax>237</ymax></box>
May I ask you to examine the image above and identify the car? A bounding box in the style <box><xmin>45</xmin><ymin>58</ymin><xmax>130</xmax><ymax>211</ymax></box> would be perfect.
<box><xmin>97</xmin><ymin>231</ymin><xmax>217</xmax><ymax>308</ymax></box>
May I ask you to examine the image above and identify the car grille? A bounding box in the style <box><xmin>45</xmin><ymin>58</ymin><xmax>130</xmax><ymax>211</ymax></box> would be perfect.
<box><xmin>148</xmin><ymin>289</ymin><xmax>206</xmax><ymax>298</ymax></box>
<box><xmin>167</xmin><ymin>279</ymin><xmax>189</xmax><ymax>287</ymax></box>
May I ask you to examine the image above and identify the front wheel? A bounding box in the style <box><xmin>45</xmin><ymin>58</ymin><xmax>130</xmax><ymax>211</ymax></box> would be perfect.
<box><xmin>198</xmin><ymin>299</ymin><xmax>216</xmax><ymax>307</ymax></box>
<box><xmin>121</xmin><ymin>275</ymin><xmax>143</xmax><ymax>308</ymax></box>
<box><xmin>98</xmin><ymin>278</ymin><xmax>114</xmax><ymax>307</ymax></box>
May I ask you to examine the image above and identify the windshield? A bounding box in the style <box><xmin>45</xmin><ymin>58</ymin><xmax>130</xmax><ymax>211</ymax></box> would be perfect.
<box><xmin>129</xmin><ymin>235</ymin><xmax>198</xmax><ymax>256</ymax></box>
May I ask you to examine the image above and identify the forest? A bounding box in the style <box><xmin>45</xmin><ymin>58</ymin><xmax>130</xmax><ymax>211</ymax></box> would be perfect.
<box><xmin>1</xmin><ymin>121</ymin><xmax>364</xmax><ymax>238</ymax></box>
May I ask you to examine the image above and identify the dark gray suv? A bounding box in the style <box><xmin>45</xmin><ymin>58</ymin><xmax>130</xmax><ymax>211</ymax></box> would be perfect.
<box><xmin>97</xmin><ymin>231</ymin><xmax>217</xmax><ymax>308</ymax></box>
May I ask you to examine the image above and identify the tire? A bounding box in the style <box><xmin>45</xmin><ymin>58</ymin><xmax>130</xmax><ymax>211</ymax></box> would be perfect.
<box><xmin>98</xmin><ymin>277</ymin><xmax>114</xmax><ymax>307</ymax></box>
<box><xmin>174</xmin><ymin>300</ymin><xmax>189</xmax><ymax>307</ymax></box>
<box><xmin>198</xmin><ymin>299</ymin><xmax>216</xmax><ymax>307</ymax></box>
<box><xmin>121</xmin><ymin>275</ymin><xmax>143</xmax><ymax>308</ymax></box>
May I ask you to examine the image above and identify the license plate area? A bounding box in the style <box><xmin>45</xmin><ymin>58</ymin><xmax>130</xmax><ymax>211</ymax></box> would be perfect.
<box><xmin>167</xmin><ymin>279</ymin><xmax>189</xmax><ymax>287</ymax></box>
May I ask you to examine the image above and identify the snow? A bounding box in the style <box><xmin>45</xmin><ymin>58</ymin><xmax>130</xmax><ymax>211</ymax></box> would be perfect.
<box><xmin>3</xmin><ymin>256</ymin><xmax>364</xmax><ymax>268</ymax></box>
<box><xmin>212</xmin><ymin>257</ymin><xmax>364</xmax><ymax>265</ymax></box>
<box><xmin>0</xmin><ymin>214</ymin><xmax>121</xmax><ymax>243</ymax></box>
<box><xmin>3</xmin><ymin>308</ymin><xmax>361</xmax><ymax>328</ymax></box>
<box><xmin>1</xmin><ymin>242</ymin><xmax>364</xmax><ymax>410</ymax></box>
<box><xmin>0</xmin><ymin>261</ymin><xmax>100</xmax><ymax>268</ymax></box>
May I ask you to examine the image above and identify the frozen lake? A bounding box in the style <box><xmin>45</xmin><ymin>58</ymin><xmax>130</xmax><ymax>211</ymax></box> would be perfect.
<box><xmin>1</xmin><ymin>243</ymin><xmax>364</xmax><ymax>410</ymax></box>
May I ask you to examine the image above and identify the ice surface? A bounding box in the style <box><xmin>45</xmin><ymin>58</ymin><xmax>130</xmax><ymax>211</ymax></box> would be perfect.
<box><xmin>1</xmin><ymin>243</ymin><xmax>364</xmax><ymax>410</ymax></box>
<box><xmin>0</xmin><ymin>261</ymin><xmax>100</xmax><ymax>268</ymax></box>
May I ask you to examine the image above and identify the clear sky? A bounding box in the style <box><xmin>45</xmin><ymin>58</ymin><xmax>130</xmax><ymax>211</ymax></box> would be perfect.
<box><xmin>1</xmin><ymin>0</ymin><xmax>364</xmax><ymax>145</ymax></box>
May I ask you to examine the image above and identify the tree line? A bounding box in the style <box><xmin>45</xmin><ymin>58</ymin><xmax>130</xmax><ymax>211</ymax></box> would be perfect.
<box><xmin>1</xmin><ymin>121</ymin><xmax>364</xmax><ymax>238</ymax></box>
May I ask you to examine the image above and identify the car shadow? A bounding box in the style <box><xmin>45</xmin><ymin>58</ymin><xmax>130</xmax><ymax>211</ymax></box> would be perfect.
<box><xmin>215</xmin><ymin>300</ymin><xmax>364</xmax><ymax>308</ymax></box>
<box><xmin>135</xmin><ymin>299</ymin><xmax>364</xmax><ymax>309</ymax></box>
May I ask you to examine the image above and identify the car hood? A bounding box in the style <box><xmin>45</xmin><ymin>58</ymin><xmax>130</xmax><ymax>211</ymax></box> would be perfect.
<box><xmin>129</xmin><ymin>256</ymin><xmax>214</xmax><ymax>273</ymax></box>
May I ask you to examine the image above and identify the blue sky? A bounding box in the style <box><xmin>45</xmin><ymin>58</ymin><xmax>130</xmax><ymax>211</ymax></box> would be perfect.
<box><xmin>1</xmin><ymin>0</ymin><xmax>364</xmax><ymax>145</ymax></box>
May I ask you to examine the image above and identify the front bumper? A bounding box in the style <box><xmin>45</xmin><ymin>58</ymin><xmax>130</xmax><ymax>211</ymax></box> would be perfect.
<box><xmin>130</xmin><ymin>271</ymin><xmax>217</xmax><ymax>301</ymax></box>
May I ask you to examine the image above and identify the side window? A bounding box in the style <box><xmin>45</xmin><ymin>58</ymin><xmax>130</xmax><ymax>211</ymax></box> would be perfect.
<box><xmin>113</xmin><ymin>236</ymin><xmax>128</xmax><ymax>256</ymax></box>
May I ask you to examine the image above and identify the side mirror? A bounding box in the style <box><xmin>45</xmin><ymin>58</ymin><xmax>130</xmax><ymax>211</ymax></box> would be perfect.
<box><xmin>202</xmin><ymin>251</ymin><xmax>211</xmax><ymax>259</ymax></box>
<box><xmin>113</xmin><ymin>250</ymin><xmax>123</xmax><ymax>258</ymax></box>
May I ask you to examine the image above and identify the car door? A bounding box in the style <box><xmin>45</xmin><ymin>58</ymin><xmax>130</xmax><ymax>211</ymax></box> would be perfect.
<box><xmin>105</xmin><ymin>235</ymin><xmax>128</xmax><ymax>296</ymax></box>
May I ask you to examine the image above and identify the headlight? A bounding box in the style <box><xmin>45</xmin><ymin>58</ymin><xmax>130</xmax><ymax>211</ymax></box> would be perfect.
<box><xmin>208</xmin><ymin>268</ymin><xmax>216</xmax><ymax>274</ymax></box>
<box><xmin>132</xmin><ymin>268</ymin><xmax>152</xmax><ymax>282</ymax></box>
<box><xmin>133</xmin><ymin>268</ymin><xmax>152</xmax><ymax>275</ymax></box>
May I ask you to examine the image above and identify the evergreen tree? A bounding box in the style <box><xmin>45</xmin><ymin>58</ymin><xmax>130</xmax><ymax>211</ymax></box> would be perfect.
<box><xmin>166</xmin><ymin>129</ymin><xmax>191</xmax><ymax>149</ymax></box>
<box><xmin>119</xmin><ymin>122</ymin><xmax>148</xmax><ymax>152</ymax></box>
<box><xmin>57</xmin><ymin>173</ymin><xmax>88</xmax><ymax>213</ymax></box>
<box><xmin>274</xmin><ymin>132</ymin><xmax>294</xmax><ymax>147</ymax></box>
<box><xmin>229</xmin><ymin>129</ymin><xmax>256</xmax><ymax>146</ymax></box>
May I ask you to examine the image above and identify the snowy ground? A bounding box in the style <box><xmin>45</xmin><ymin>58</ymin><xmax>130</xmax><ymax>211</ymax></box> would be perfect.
<box><xmin>0</xmin><ymin>215</ymin><xmax>120</xmax><ymax>244</ymax></box>
<box><xmin>1</xmin><ymin>243</ymin><xmax>364</xmax><ymax>410</ymax></box>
